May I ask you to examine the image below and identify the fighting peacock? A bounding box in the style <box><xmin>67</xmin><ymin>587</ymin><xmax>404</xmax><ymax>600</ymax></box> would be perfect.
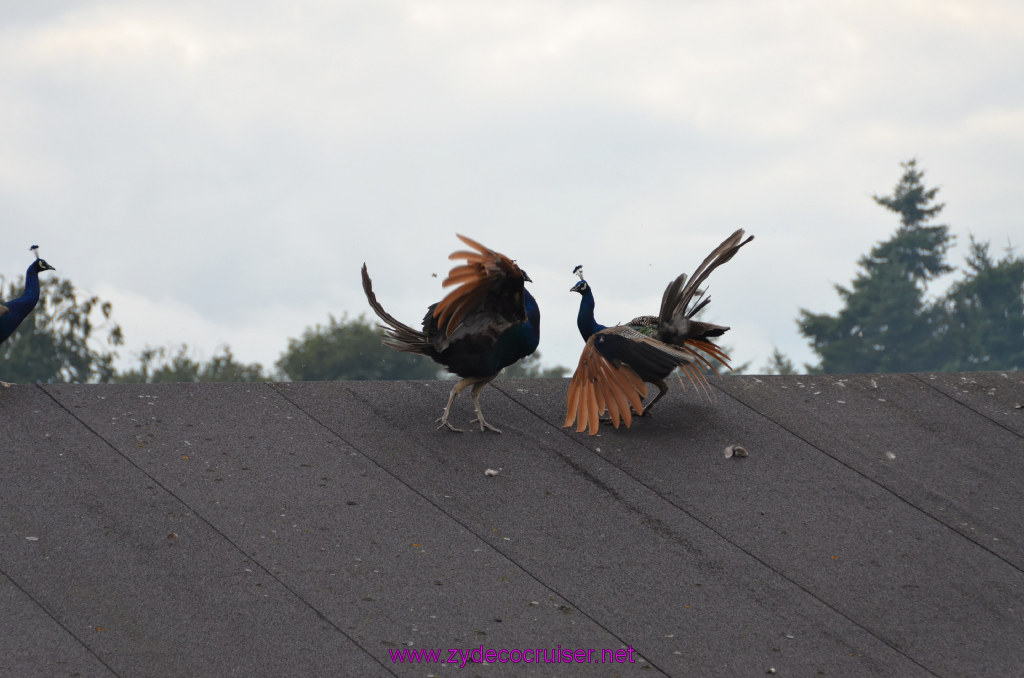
<box><xmin>361</xmin><ymin>234</ymin><xmax>540</xmax><ymax>433</ymax></box>
<box><xmin>565</xmin><ymin>229</ymin><xmax>753</xmax><ymax>435</ymax></box>
<box><xmin>1</xmin><ymin>246</ymin><xmax>56</xmax><ymax>385</ymax></box>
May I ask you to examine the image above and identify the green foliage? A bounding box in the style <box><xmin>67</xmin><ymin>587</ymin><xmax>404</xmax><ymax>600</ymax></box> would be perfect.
<box><xmin>760</xmin><ymin>347</ymin><xmax>798</xmax><ymax>375</ymax></box>
<box><xmin>500</xmin><ymin>352</ymin><xmax>569</xmax><ymax>378</ymax></box>
<box><xmin>799</xmin><ymin>257</ymin><xmax>933</xmax><ymax>373</ymax></box>
<box><xmin>115</xmin><ymin>345</ymin><xmax>267</xmax><ymax>383</ymax></box>
<box><xmin>276</xmin><ymin>313</ymin><xmax>441</xmax><ymax>381</ymax></box>
<box><xmin>0</xmin><ymin>276</ymin><xmax>123</xmax><ymax>383</ymax></box>
<box><xmin>871</xmin><ymin>158</ymin><xmax>953</xmax><ymax>284</ymax></box>
<box><xmin>799</xmin><ymin>159</ymin><xmax>1023</xmax><ymax>373</ymax></box>
<box><xmin>800</xmin><ymin>159</ymin><xmax>952</xmax><ymax>373</ymax></box>
<box><xmin>928</xmin><ymin>238</ymin><xmax>1024</xmax><ymax>371</ymax></box>
<box><xmin>0</xmin><ymin>281</ymin><xmax>569</xmax><ymax>383</ymax></box>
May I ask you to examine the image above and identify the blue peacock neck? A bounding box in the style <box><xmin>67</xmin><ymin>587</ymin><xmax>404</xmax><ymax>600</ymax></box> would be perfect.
<box><xmin>23</xmin><ymin>262</ymin><xmax>42</xmax><ymax>303</ymax></box>
<box><xmin>0</xmin><ymin>263</ymin><xmax>44</xmax><ymax>344</ymax></box>
<box><xmin>575</xmin><ymin>285</ymin><xmax>605</xmax><ymax>341</ymax></box>
<box><xmin>7</xmin><ymin>262</ymin><xmax>43</xmax><ymax>317</ymax></box>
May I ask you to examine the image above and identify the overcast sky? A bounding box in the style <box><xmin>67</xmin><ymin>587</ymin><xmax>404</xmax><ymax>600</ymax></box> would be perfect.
<box><xmin>2</xmin><ymin>0</ymin><xmax>1022</xmax><ymax>376</ymax></box>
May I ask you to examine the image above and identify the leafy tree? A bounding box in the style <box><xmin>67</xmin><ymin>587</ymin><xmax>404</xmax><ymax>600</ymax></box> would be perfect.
<box><xmin>500</xmin><ymin>352</ymin><xmax>569</xmax><ymax>378</ymax></box>
<box><xmin>0</xmin><ymin>276</ymin><xmax>123</xmax><ymax>383</ymax></box>
<box><xmin>799</xmin><ymin>159</ymin><xmax>953</xmax><ymax>373</ymax></box>
<box><xmin>929</xmin><ymin>237</ymin><xmax>1024</xmax><ymax>371</ymax></box>
<box><xmin>276</xmin><ymin>313</ymin><xmax>441</xmax><ymax>381</ymax></box>
<box><xmin>115</xmin><ymin>345</ymin><xmax>267</xmax><ymax>383</ymax></box>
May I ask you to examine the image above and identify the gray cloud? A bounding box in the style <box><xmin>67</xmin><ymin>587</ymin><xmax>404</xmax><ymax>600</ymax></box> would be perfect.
<box><xmin>2</xmin><ymin>0</ymin><xmax>1022</xmax><ymax>374</ymax></box>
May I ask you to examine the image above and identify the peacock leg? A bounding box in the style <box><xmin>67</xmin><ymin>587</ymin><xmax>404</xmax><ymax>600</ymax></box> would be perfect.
<box><xmin>436</xmin><ymin>377</ymin><xmax>473</xmax><ymax>432</ymax></box>
<box><xmin>640</xmin><ymin>379</ymin><xmax>669</xmax><ymax>416</ymax></box>
<box><xmin>469</xmin><ymin>377</ymin><xmax>501</xmax><ymax>433</ymax></box>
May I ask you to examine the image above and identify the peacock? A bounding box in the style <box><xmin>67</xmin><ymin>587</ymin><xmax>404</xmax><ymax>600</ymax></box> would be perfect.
<box><xmin>565</xmin><ymin>229</ymin><xmax>753</xmax><ymax>435</ymax></box>
<box><xmin>361</xmin><ymin>234</ymin><xmax>540</xmax><ymax>433</ymax></box>
<box><xmin>1</xmin><ymin>246</ymin><xmax>56</xmax><ymax>386</ymax></box>
<box><xmin>1</xmin><ymin>245</ymin><xmax>56</xmax><ymax>345</ymax></box>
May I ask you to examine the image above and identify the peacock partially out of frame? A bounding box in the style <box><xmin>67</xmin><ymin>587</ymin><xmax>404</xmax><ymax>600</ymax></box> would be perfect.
<box><xmin>1</xmin><ymin>246</ymin><xmax>56</xmax><ymax>386</ymax></box>
<box><xmin>1</xmin><ymin>246</ymin><xmax>56</xmax><ymax>345</ymax></box>
<box><xmin>565</xmin><ymin>229</ymin><xmax>753</xmax><ymax>435</ymax></box>
<box><xmin>361</xmin><ymin>235</ymin><xmax>540</xmax><ymax>433</ymax></box>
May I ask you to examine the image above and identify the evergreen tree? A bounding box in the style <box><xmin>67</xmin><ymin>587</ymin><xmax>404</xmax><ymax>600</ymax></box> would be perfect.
<box><xmin>799</xmin><ymin>159</ymin><xmax>953</xmax><ymax>373</ymax></box>
<box><xmin>870</xmin><ymin>158</ymin><xmax>952</xmax><ymax>284</ymax></box>
<box><xmin>930</xmin><ymin>238</ymin><xmax>1024</xmax><ymax>371</ymax></box>
<box><xmin>760</xmin><ymin>347</ymin><xmax>798</xmax><ymax>375</ymax></box>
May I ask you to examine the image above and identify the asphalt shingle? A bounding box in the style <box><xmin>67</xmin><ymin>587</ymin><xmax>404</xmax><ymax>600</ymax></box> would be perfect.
<box><xmin>1</xmin><ymin>373</ymin><xmax>1021</xmax><ymax>677</ymax></box>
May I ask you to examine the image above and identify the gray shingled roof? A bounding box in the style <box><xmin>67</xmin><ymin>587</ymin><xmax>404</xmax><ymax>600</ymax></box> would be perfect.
<box><xmin>2</xmin><ymin>372</ymin><xmax>1022</xmax><ymax>677</ymax></box>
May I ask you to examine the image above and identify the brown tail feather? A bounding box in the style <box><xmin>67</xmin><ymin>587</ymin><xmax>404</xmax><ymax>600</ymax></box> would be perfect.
<box><xmin>360</xmin><ymin>264</ymin><xmax>433</xmax><ymax>354</ymax></box>
<box><xmin>684</xmin><ymin>338</ymin><xmax>732</xmax><ymax>371</ymax></box>
<box><xmin>659</xmin><ymin>228</ymin><xmax>754</xmax><ymax>327</ymax></box>
<box><xmin>674</xmin><ymin>338</ymin><xmax>736</xmax><ymax>402</ymax></box>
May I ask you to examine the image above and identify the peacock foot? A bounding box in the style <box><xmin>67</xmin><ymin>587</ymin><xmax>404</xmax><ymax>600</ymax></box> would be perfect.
<box><xmin>435</xmin><ymin>414</ymin><xmax>464</xmax><ymax>433</ymax></box>
<box><xmin>470</xmin><ymin>415</ymin><xmax>502</xmax><ymax>434</ymax></box>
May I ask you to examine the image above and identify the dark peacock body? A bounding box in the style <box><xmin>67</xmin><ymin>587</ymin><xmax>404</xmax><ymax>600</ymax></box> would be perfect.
<box><xmin>362</xmin><ymin>234</ymin><xmax>539</xmax><ymax>433</ymax></box>
<box><xmin>565</xmin><ymin>229</ymin><xmax>753</xmax><ymax>435</ymax></box>
<box><xmin>1</xmin><ymin>246</ymin><xmax>56</xmax><ymax>346</ymax></box>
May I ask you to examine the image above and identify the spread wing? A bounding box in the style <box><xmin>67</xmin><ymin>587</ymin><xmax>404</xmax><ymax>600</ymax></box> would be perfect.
<box><xmin>564</xmin><ymin>334</ymin><xmax>648</xmax><ymax>436</ymax></box>
<box><xmin>432</xmin><ymin>234</ymin><xmax>527</xmax><ymax>337</ymax></box>
<box><xmin>565</xmin><ymin>326</ymin><xmax>702</xmax><ymax>435</ymax></box>
<box><xmin>593</xmin><ymin>326</ymin><xmax>695</xmax><ymax>378</ymax></box>
<box><xmin>0</xmin><ymin>303</ymin><xmax>7</xmax><ymax>319</ymax></box>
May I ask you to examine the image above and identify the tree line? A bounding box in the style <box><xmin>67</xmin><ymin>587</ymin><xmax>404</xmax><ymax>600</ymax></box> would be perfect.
<box><xmin>3</xmin><ymin>159</ymin><xmax>1021</xmax><ymax>383</ymax></box>
<box><xmin>0</xmin><ymin>297</ymin><xmax>568</xmax><ymax>383</ymax></box>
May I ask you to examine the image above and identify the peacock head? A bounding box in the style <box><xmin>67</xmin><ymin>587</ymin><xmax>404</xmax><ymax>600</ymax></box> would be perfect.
<box><xmin>570</xmin><ymin>265</ymin><xmax>589</xmax><ymax>294</ymax></box>
<box><xmin>30</xmin><ymin>245</ymin><xmax>56</xmax><ymax>273</ymax></box>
